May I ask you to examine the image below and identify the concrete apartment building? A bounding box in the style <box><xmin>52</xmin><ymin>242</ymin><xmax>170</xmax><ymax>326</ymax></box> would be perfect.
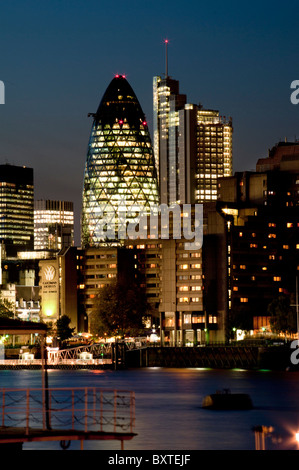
<box><xmin>216</xmin><ymin>142</ymin><xmax>299</xmax><ymax>337</ymax></box>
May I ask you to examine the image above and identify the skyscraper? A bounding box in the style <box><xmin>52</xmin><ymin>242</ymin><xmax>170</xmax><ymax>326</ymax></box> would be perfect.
<box><xmin>153</xmin><ymin>76</ymin><xmax>187</xmax><ymax>203</ymax></box>
<box><xmin>0</xmin><ymin>164</ymin><xmax>34</xmax><ymax>256</ymax></box>
<box><xmin>81</xmin><ymin>75</ymin><xmax>159</xmax><ymax>247</ymax></box>
<box><xmin>34</xmin><ymin>199</ymin><xmax>74</xmax><ymax>251</ymax></box>
<box><xmin>153</xmin><ymin>76</ymin><xmax>233</xmax><ymax>205</ymax></box>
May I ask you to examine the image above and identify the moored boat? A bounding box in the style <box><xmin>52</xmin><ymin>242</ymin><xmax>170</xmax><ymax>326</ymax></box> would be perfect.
<box><xmin>202</xmin><ymin>389</ymin><xmax>253</xmax><ymax>410</ymax></box>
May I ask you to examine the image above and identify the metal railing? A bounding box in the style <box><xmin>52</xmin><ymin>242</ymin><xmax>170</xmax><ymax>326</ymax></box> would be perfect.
<box><xmin>47</xmin><ymin>343</ymin><xmax>112</xmax><ymax>363</ymax></box>
<box><xmin>0</xmin><ymin>387</ymin><xmax>135</xmax><ymax>436</ymax></box>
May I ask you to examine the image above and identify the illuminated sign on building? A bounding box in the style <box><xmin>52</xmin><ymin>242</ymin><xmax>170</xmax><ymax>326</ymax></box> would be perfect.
<box><xmin>39</xmin><ymin>260</ymin><xmax>59</xmax><ymax>319</ymax></box>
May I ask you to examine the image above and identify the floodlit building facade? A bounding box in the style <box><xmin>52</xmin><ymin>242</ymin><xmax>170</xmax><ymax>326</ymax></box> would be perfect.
<box><xmin>81</xmin><ymin>75</ymin><xmax>159</xmax><ymax>247</ymax></box>
<box><xmin>39</xmin><ymin>247</ymin><xmax>78</xmax><ymax>330</ymax></box>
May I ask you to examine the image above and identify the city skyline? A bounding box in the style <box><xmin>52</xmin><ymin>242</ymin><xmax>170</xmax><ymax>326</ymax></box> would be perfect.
<box><xmin>0</xmin><ymin>0</ymin><xmax>299</xmax><ymax>244</ymax></box>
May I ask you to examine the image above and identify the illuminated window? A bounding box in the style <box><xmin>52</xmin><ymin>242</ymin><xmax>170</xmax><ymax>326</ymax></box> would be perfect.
<box><xmin>240</xmin><ymin>298</ymin><xmax>248</xmax><ymax>303</ymax></box>
<box><xmin>192</xmin><ymin>315</ymin><xmax>205</xmax><ymax>323</ymax></box>
<box><xmin>209</xmin><ymin>316</ymin><xmax>217</xmax><ymax>323</ymax></box>
<box><xmin>183</xmin><ymin>314</ymin><xmax>192</xmax><ymax>324</ymax></box>
<box><xmin>165</xmin><ymin>317</ymin><xmax>175</xmax><ymax>327</ymax></box>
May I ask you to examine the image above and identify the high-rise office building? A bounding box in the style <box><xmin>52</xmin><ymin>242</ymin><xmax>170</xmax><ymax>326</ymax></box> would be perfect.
<box><xmin>216</xmin><ymin>142</ymin><xmax>299</xmax><ymax>337</ymax></box>
<box><xmin>81</xmin><ymin>75</ymin><xmax>159</xmax><ymax>247</ymax></box>
<box><xmin>153</xmin><ymin>76</ymin><xmax>233</xmax><ymax>205</ymax></box>
<box><xmin>34</xmin><ymin>199</ymin><xmax>74</xmax><ymax>251</ymax></box>
<box><xmin>153</xmin><ymin>76</ymin><xmax>187</xmax><ymax>203</ymax></box>
<box><xmin>0</xmin><ymin>164</ymin><xmax>34</xmax><ymax>256</ymax></box>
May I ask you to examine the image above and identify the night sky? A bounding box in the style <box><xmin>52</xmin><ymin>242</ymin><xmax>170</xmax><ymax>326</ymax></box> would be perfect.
<box><xmin>0</xmin><ymin>0</ymin><xmax>298</xmax><ymax>244</ymax></box>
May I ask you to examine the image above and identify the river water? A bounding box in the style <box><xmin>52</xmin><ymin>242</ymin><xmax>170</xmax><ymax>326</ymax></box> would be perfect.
<box><xmin>1</xmin><ymin>367</ymin><xmax>299</xmax><ymax>451</ymax></box>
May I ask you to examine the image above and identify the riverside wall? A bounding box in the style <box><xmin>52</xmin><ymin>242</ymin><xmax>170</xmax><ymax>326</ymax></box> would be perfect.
<box><xmin>126</xmin><ymin>345</ymin><xmax>294</xmax><ymax>371</ymax></box>
<box><xmin>0</xmin><ymin>345</ymin><xmax>295</xmax><ymax>371</ymax></box>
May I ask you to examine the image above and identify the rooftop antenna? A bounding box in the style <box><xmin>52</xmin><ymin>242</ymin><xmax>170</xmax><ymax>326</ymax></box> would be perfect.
<box><xmin>164</xmin><ymin>39</ymin><xmax>169</xmax><ymax>78</ymax></box>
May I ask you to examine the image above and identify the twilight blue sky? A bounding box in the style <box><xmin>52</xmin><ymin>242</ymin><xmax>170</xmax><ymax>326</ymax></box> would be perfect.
<box><xmin>0</xmin><ymin>0</ymin><xmax>298</xmax><ymax>243</ymax></box>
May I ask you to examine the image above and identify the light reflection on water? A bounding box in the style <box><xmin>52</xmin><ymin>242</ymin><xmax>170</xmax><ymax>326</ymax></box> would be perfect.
<box><xmin>1</xmin><ymin>367</ymin><xmax>299</xmax><ymax>450</ymax></box>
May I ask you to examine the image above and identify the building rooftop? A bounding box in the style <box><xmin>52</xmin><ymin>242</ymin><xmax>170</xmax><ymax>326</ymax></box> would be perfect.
<box><xmin>94</xmin><ymin>75</ymin><xmax>147</xmax><ymax>128</ymax></box>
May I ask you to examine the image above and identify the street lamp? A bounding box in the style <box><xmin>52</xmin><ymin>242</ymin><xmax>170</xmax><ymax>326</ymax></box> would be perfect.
<box><xmin>253</xmin><ymin>425</ymin><xmax>274</xmax><ymax>450</ymax></box>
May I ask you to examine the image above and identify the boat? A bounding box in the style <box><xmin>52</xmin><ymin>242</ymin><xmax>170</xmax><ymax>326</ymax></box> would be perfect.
<box><xmin>202</xmin><ymin>389</ymin><xmax>253</xmax><ymax>410</ymax></box>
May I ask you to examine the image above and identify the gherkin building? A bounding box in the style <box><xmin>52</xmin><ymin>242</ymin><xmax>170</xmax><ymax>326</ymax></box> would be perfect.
<box><xmin>81</xmin><ymin>75</ymin><xmax>159</xmax><ymax>247</ymax></box>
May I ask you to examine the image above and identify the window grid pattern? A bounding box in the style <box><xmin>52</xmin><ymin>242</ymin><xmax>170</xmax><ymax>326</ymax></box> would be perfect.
<box><xmin>82</xmin><ymin>76</ymin><xmax>159</xmax><ymax>247</ymax></box>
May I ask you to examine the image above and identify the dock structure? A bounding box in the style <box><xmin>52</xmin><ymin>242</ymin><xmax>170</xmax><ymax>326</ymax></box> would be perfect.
<box><xmin>0</xmin><ymin>319</ymin><xmax>136</xmax><ymax>449</ymax></box>
<box><xmin>0</xmin><ymin>335</ymin><xmax>140</xmax><ymax>370</ymax></box>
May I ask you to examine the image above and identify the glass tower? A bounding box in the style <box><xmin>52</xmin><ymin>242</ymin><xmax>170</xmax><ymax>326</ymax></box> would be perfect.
<box><xmin>34</xmin><ymin>200</ymin><xmax>74</xmax><ymax>251</ymax></box>
<box><xmin>0</xmin><ymin>164</ymin><xmax>34</xmax><ymax>256</ymax></box>
<box><xmin>153</xmin><ymin>75</ymin><xmax>233</xmax><ymax>206</ymax></box>
<box><xmin>81</xmin><ymin>75</ymin><xmax>159</xmax><ymax>247</ymax></box>
<box><xmin>153</xmin><ymin>76</ymin><xmax>186</xmax><ymax>204</ymax></box>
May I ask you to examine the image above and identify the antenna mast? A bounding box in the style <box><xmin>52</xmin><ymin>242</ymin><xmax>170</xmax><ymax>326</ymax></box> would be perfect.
<box><xmin>164</xmin><ymin>39</ymin><xmax>169</xmax><ymax>78</ymax></box>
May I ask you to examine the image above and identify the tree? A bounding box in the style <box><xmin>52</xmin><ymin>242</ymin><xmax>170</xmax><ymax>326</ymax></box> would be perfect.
<box><xmin>268</xmin><ymin>294</ymin><xmax>296</xmax><ymax>336</ymax></box>
<box><xmin>56</xmin><ymin>315</ymin><xmax>75</xmax><ymax>342</ymax></box>
<box><xmin>0</xmin><ymin>294</ymin><xmax>15</xmax><ymax>319</ymax></box>
<box><xmin>89</xmin><ymin>280</ymin><xmax>149</xmax><ymax>338</ymax></box>
<box><xmin>229</xmin><ymin>304</ymin><xmax>254</xmax><ymax>333</ymax></box>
